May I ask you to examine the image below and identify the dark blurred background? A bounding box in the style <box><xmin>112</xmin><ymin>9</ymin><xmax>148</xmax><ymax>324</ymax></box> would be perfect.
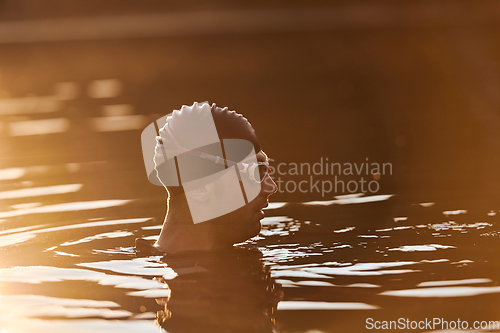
<box><xmin>1</xmin><ymin>0</ymin><xmax>499</xmax><ymax>207</ymax></box>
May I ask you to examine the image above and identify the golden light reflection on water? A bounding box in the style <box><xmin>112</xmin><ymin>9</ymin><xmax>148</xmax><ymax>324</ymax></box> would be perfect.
<box><xmin>277</xmin><ymin>301</ymin><xmax>379</xmax><ymax>310</ymax></box>
<box><xmin>0</xmin><ymin>184</ymin><xmax>82</xmax><ymax>200</ymax></box>
<box><xmin>0</xmin><ymin>216</ymin><xmax>147</xmax><ymax>247</ymax></box>
<box><xmin>0</xmin><ymin>295</ymin><xmax>130</xmax><ymax>318</ymax></box>
<box><xmin>60</xmin><ymin>231</ymin><xmax>134</xmax><ymax>247</ymax></box>
<box><xmin>8</xmin><ymin>118</ymin><xmax>71</xmax><ymax>136</ymax></box>
<box><xmin>302</xmin><ymin>193</ymin><xmax>394</xmax><ymax>206</ymax></box>
<box><xmin>0</xmin><ymin>319</ymin><xmax>163</xmax><ymax>333</ymax></box>
<box><xmin>0</xmin><ymin>200</ymin><xmax>131</xmax><ymax>220</ymax></box>
<box><xmin>380</xmin><ymin>286</ymin><xmax>500</xmax><ymax>298</ymax></box>
<box><xmin>0</xmin><ymin>168</ymin><xmax>25</xmax><ymax>180</ymax></box>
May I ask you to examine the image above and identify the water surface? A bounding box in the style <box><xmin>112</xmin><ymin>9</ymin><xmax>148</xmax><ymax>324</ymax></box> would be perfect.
<box><xmin>1</xmin><ymin>161</ymin><xmax>499</xmax><ymax>333</ymax></box>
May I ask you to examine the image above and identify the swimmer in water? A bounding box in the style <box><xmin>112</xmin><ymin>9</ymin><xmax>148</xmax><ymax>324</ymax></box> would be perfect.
<box><xmin>137</xmin><ymin>102</ymin><xmax>277</xmax><ymax>254</ymax></box>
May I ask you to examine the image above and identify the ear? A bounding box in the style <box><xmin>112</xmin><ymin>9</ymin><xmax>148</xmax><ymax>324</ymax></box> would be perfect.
<box><xmin>186</xmin><ymin>185</ymin><xmax>211</xmax><ymax>202</ymax></box>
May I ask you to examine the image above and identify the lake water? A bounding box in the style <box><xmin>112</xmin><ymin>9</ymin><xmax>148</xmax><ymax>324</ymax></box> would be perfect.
<box><xmin>2</xmin><ymin>5</ymin><xmax>500</xmax><ymax>330</ymax></box>
<box><xmin>1</xmin><ymin>158</ymin><xmax>499</xmax><ymax>333</ymax></box>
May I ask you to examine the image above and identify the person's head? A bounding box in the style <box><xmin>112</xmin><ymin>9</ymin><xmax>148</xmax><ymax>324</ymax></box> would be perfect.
<box><xmin>153</xmin><ymin>102</ymin><xmax>277</xmax><ymax>244</ymax></box>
